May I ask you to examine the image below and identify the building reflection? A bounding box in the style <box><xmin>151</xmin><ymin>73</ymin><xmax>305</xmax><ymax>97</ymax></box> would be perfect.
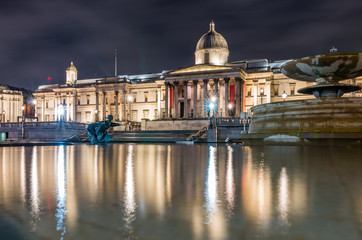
<box><xmin>1</xmin><ymin>144</ymin><xmax>360</xmax><ymax>239</ymax></box>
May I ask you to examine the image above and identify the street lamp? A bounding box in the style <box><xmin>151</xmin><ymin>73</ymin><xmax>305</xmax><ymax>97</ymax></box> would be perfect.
<box><xmin>211</xmin><ymin>96</ymin><xmax>217</xmax><ymax>103</ymax></box>
<box><xmin>282</xmin><ymin>91</ymin><xmax>287</xmax><ymax>101</ymax></box>
<box><xmin>58</xmin><ymin>105</ymin><xmax>65</xmax><ymax>121</ymax></box>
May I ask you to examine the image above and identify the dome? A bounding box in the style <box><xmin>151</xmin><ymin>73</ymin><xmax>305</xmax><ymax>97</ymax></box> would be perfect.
<box><xmin>196</xmin><ymin>21</ymin><xmax>228</xmax><ymax>51</ymax></box>
<box><xmin>195</xmin><ymin>21</ymin><xmax>229</xmax><ymax>65</ymax></box>
<box><xmin>66</xmin><ymin>61</ymin><xmax>77</xmax><ymax>72</ymax></box>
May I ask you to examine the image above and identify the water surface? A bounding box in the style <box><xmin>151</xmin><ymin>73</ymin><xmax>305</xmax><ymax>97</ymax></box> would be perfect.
<box><xmin>0</xmin><ymin>144</ymin><xmax>361</xmax><ymax>240</ymax></box>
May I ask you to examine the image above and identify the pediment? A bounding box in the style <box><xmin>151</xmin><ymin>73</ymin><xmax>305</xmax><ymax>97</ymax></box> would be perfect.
<box><xmin>169</xmin><ymin>64</ymin><xmax>233</xmax><ymax>75</ymax></box>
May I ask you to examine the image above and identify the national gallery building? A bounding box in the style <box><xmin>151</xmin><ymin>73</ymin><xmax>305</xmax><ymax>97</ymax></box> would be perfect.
<box><xmin>33</xmin><ymin>21</ymin><xmax>362</xmax><ymax>123</ymax></box>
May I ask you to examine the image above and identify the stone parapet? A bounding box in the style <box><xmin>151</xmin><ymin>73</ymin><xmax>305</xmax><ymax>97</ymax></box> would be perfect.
<box><xmin>141</xmin><ymin>119</ymin><xmax>209</xmax><ymax>131</ymax></box>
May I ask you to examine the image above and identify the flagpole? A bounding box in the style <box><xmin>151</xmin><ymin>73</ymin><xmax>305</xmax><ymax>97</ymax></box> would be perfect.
<box><xmin>114</xmin><ymin>49</ymin><xmax>118</xmax><ymax>76</ymax></box>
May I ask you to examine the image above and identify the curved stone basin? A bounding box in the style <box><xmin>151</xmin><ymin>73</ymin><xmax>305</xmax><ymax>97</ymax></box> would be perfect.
<box><xmin>249</xmin><ymin>98</ymin><xmax>362</xmax><ymax>134</ymax></box>
<box><xmin>281</xmin><ymin>52</ymin><xmax>362</xmax><ymax>82</ymax></box>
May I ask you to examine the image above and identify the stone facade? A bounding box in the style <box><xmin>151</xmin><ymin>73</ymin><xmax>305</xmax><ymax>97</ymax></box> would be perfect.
<box><xmin>33</xmin><ymin>22</ymin><xmax>362</xmax><ymax>124</ymax></box>
<box><xmin>0</xmin><ymin>85</ymin><xmax>24</xmax><ymax>122</ymax></box>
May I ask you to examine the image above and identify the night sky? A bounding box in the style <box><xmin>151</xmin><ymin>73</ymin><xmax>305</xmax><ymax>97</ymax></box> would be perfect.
<box><xmin>1</xmin><ymin>0</ymin><xmax>362</xmax><ymax>90</ymax></box>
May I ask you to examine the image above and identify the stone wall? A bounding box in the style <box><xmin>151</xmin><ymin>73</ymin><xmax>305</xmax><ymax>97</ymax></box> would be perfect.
<box><xmin>141</xmin><ymin>119</ymin><xmax>209</xmax><ymax>131</ymax></box>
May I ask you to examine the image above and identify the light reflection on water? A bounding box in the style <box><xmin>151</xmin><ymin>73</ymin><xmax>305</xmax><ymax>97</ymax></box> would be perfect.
<box><xmin>30</xmin><ymin>146</ymin><xmax>40</xmax><ymax>231</ymax></box>
<box><xmin>123</xmin><ymin>144</ymin><xmax>136</xmax><ymax>235</ymax></box>
<box><xmin>0</xmin><ymin>144</ymin><xmax>361</xmax><ymax>240</ymax></box>
<box><xmin>56</xmin><ymin>145</ymin><xmax>67</xmax><ymax>239</ymax></box>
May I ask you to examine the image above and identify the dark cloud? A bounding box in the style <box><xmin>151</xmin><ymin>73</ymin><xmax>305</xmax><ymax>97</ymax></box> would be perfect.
<box><xmin>0</xmin><ymin>0</ymin><xmax>362</xmax><ymax>90</ymax></box>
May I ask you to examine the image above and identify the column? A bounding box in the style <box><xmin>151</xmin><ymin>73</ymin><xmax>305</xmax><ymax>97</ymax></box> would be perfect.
<box><xmin>72</xmin><ymin>91</ymin><xmax>77</xmax><ymax>122</ymax></box>
<box><xmin>95</xmin><ymin>91</ymin><xmax>99</xmax><ymax>122</ymax></box>
<box><xmin>203</xmin><ymin>79</ymin><xmax>208</xmax><ymax>117</ymax></box>
<box><xmin>103</xmin><ymin>91</ymin><xmax>106</xmax><ymax>119</ymax></box>
<box><xmin>266</xmin><ymin>79</ymin><xmax>271</xmax><ymax>103</ymax></box>
<box><xmin>115</xmin><ymin>91</ymin><xmax>119</xmax><ymax>121</ymax></box>
<box><xmin>122</xmin><ymin>90</ymin><xmax>126</xmax><ymax>121</ymax></box>
<box><xmin>193</xmin><ymin>80</ymin><xmax>198</xmax><ymax>118</ymax></box>
<box><xmin>183</xmin><ymin>80</ymin><xmax>188</xmax><ymax>118</ymax></box>
<box><xmin>253</xmin><ymin>80</ymin><xmax>258</xmax><ymax>106</ymax></box>
<box><xmin>224</xmin><ymin>78</ymin><xmax>230</xmax><ymax>117</ymax></box>
<box><xmin>174</xmin><ymin>81</ymin><xmax>179</xmax><ymax>118</ymax></box>
<box><xmin>213</xmin><ymin>78</ymin><xmax>219</xmax><ymax>116</ymax></box>
<box><xmin>41</xmin><ymin>98</ymin><xmax>45</xmax><ymax>121</ymax></box>
<box><xmin>165</xmin><ymin>82</ymin><xmax>169</xmax><ymax>118</ymax></box>
<box><xmin>235</xmin><ymin>77</ymin><xmax>241</xmax><ymax>117</ymax></box>
<box><xmin>157</xmin><ymin>88</ymin><xmax>161</xmax><ymax>119</ymax></box>
<box><xmin>66</xmin><ymin>94</ymin><xmax>70</xmax><ymax>121</ymax></box>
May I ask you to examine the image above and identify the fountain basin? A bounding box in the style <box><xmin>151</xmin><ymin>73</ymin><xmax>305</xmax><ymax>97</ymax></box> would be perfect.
<box><xmin>249</xmin><ymin>98</ymin><xmax>362</xmax><ymax>134</ymax></box>
<box><xmin>281</xmin><ymin>53</ymin><xmax>362</xmax><ymax>82</ymax></box>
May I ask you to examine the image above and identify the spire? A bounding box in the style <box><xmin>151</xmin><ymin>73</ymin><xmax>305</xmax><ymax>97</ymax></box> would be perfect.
<box><xmin>209</xmin><ymin>20</ymin><xmax>215</xmax><ymax>31</ymax></box>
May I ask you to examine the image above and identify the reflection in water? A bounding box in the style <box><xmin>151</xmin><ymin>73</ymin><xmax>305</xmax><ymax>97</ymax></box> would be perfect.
<box><xmin>0</xmin><ymin>145</ymin><xmax>361</xmax><ymax>240</ymax></box>
<box><xmin>30</xmin><ymin>146</ymin><xmax>40</xmax><ymax>231</ymax></box>
<box><xmin>20</xmin><ymin>147</ymin><xmax>26</xmax><ymax>207</ymax></box>
<box><xmin>204</xmin><ymin>145</ymin><xmax>218</xmax><ymax>224</ymax></box>
<box><xmin>225</xmin><ymin>146</ymin><xmax>235</xmax><ymax>214</ymax></box>
<box><xmin>123</xmin><ymin>145</ymin><xmax>136</xmax><ymax>235</ymax></box>
<box><xmin>278</xmin><ymin>167</ymin><xmax>290</xmax><ymax>231</ymax></box>
<box><xmin>56</xmin><ymin>146</ymin><xmax>67</xmax><ymax>239</ymax></box>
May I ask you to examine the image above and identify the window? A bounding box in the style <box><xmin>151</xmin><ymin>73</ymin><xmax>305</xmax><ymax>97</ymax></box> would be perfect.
<box><xmin>143</xmin><ymin>109</ymin><xmax>149</xmax><ymax>119</ymax></box>
<box><xmin>154</xmin><ymin>109</ymin><xmax>158</xmax><ymax>118</ymax></box>
<box><xmin>247</xmin><ymin>88</ymin><xmax>252</xmax><ymax>97</ymax></box>
<box><xmin>77</xmin><ymin>97</ymin><xmax>80</xmax><ymax>105</ymax></box>
<box><xmin>144</xmin><ymin>92</ymin><xmax>148</xmax><ymax>102</ymax></box>
<box><xmin>86</xmin><ymin>95</ymin><xmax>90</xmax><ymax>105</ymax></box>
<box><xmin>273</xmin><ymin>84</ymin><xmax>279</xmax><ymax>96</ymax></box>
<box><xmin>46</xmin><ymin>101</ymin><xmax>49</xmax><ymax>108</ymax></box>
<box><xmin>162</xmin><ymin>92</ymin><xmax>165</xmax><ymax>101</ymax></box>
<box><xmin>290</xmin><ymin>84</ymin><xmax>296</xmax><ymax>95</ymax></box>
<box><xmin>133</xmin><ymin>94</ymin><xmax>136</xmax><ymax>103</ymax></box>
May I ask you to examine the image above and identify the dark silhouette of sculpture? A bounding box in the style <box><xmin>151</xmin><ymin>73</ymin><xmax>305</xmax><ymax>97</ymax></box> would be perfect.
<box><xmin>86</xmin><ymin>115</ymin><xmax>120</xmax><ymax>144</ymax></box>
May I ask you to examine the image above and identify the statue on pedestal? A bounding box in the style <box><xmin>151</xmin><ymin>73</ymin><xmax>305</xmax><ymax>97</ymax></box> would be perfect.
<box><xmin>86</xmin><ymin>115</ymin><xmax>120</xmax><ymax>144</ymax></box>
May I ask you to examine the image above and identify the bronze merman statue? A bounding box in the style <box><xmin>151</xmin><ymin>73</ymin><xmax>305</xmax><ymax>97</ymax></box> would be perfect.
<box><xmin>86</xmin><ymin>115</ymin><xmax>120</xmax><ymax>144</ymax></box>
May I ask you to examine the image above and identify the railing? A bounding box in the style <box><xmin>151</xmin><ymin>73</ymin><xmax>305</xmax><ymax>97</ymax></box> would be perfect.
<box><xmin>215</xmin><ymin>117</ymin><xmax>251</xmax><ymax>127</ymax></box>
